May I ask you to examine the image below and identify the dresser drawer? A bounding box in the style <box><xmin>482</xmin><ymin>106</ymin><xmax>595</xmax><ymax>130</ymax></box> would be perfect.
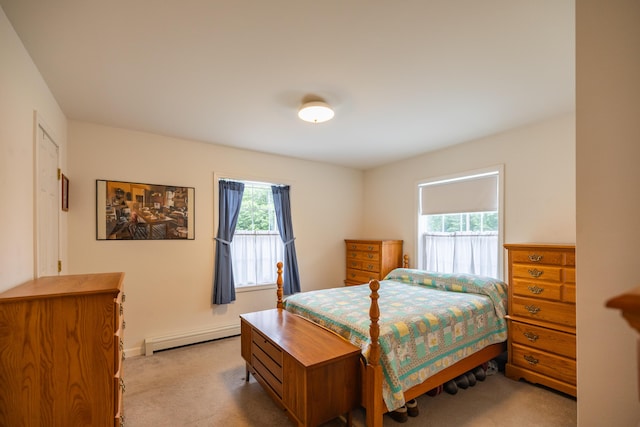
<box><xmin>512</xmin><ymin>279</ymin><xmax>562</xmax><ymax>301</ymax></box>
<box><xmin>345</xmin><ymin>242</ymin><xmax>381</xmax><ymax>252</ymax></box>
<box><xmin>346</xmin><ymin>268</ymin><xmax>380</xmax><ymax>284</ymax></box>
<box><xmin>347</xmin><ymin>251</ymin><xmax>380</xmax><ymax>263</ymax></box>
<box><xmin>512</xmin><ymin>264</ymin><xmax>562</xmax><ymax>282</ymax></box>
<box><xmin>511</xmin><ymin>296</ymin><xmax>575</xmax><ymax>328</ymax></box>
<box><xmin>510</xmin><ymin>321</ymin><xmax>576</xmax><ymax>359</ymax></box>
<box><xmin>510</xmin><ymin>250</ymin><xmax>565</xmax><ymax>266</ymax></box>
<box><xmin>564</xmin><ymin>267</ymin><xmax>575</xmax><ymax>284</ymax></box>
<box><xmin>252</xmin><ymin>351</ymin><xmax>284</xmax><ymax>398</ymax></box>
<box><xmin>564</xmin><ymin>284</ymin><xmax>576</xmax><ymax>303</ymax></box>
<box><xmin>114</xmin><ymin>381</ymin><xmax>124</xmax><ymax>427</ymax></box>
<box><xmin>511</xmin><ymin>343</ymin><xmax>576</xmax><ymax>385</ymax></box>
<box><xmin>252</xmin><ymin>329</ymin><xmax>283</xmax><ymax>367</ymax></box>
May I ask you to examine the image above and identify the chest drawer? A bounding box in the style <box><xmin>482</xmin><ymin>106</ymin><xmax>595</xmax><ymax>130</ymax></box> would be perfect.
<box><xmin>511</xmin><ymin>296</ymin><xmax>575</xmax><ymax>328</ymax></box>
<box><xmin>511</xmin><ymin>343</ymin><xmax>576</xmax><ymax>385</ymax></box>
<box><xmin>510</xmin><ymin>321</ymin><xmax>576</xmax><ymax>359</ymax></box>
<box><xmin>512</xmin><ymin>279</ymin><xmax>562</xmax><ymax>301</ymax></box>
<box><xmin>346</xmin><ymin>268</ymin><xmax>380</xmax><ymax>284</ymax></box>
<box><xmin>251</xmin><ymin>329</ymin><xmax>284</xmax><ymax>399</ymax></box>
<box><xmin>347</xmin><ymin>251</ymin><xmax>380</xmax><ymax>263</ymax></box>
<box><xmin>512</xmin><ymin>264</ymin><xmax>562</xmax><ymax>282</ymax></box>
<box><xmin>509</xmin><ymin>249</ymin><xmax>565</xmax><ymax>266</ymax></box>
<box><xmin>252</xmin><ymin>329</ymin><xmax>283</xmax><ymax>366</ymax></box>
<box><xmin>346</xmin><ymin>242</ymin><xmax>381</xmax><ymax>252</ymax></box>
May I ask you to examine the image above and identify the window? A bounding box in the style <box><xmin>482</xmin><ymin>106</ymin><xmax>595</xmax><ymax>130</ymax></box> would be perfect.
<box><xmin>417</xmin><ymin>168</ymin><xmax>503</xmax><ymax>278</ymax></box>
<box><xmin>231</xmin><ymin>181</ymin><xmax>284</xmax><ymax>288</ymax></box>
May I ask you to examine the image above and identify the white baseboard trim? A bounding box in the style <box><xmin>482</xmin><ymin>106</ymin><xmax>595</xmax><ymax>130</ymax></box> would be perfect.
<box><xmin>142</xmin><ymin>323</ymin><xmax>241</xmax><ymax>356</ymax></box>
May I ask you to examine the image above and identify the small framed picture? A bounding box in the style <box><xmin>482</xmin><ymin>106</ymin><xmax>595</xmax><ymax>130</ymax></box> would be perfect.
<box><xmin>61</xmin><ymin>174</ymin><xmax>69</xmax><ymax>211</ymax></box>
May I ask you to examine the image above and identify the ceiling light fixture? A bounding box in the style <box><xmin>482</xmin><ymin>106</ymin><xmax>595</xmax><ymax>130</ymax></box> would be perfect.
<box><xmin>298</xmin><ymin>101</ymin><xmax>334</xmax><ymax>124</ymax></box>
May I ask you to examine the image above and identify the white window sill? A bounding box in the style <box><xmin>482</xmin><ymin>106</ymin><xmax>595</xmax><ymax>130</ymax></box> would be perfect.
<box><xmin>235</xmin><ymin>283</ymin><xmax>277</xmax><ymax>293</ymax></box>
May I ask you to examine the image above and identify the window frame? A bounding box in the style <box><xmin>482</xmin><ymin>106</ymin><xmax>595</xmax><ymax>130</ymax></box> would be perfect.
<box><xmin>213</xmin><ymin>173</ymin><xmax>291</xmax><ymax>292</ymax></box>
<box><xmin>415</xmin><ymin>165</ymin><xmax>504</xmax><ymax>279</ymax></box>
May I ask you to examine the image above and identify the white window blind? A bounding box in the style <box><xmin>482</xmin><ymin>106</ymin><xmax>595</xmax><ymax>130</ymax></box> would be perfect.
<box><xmin>420</xmin><ymin>173</ymin><xmax>498</xmax><ymax>215</ymax></box>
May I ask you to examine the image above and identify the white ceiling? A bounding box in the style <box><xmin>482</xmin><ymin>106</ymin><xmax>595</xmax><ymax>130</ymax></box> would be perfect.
<box><xmin>1</xmin><ymin>0</ymin><xmax>575</xmax><ymax>170</ymax></box>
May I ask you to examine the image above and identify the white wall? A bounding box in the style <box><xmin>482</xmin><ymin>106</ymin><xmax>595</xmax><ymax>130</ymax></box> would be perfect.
<box><xmin>363</xmin><ymin>113</ymin><xmax>576</xmax><ymax>272</ymax></box>
<box><xmin>67</xmin><ymin>121</ymin><xmax>363</xmax><ymax>355</ymax></box>
<box><xmin>0</xmin><ymin>7</ymin><xmax>67</xmax><ymax>291</ymax></box>
<box><xmin>576</xmin><ymin>1</ymin><xmax>640</xmax><ymax>425</ymax></box>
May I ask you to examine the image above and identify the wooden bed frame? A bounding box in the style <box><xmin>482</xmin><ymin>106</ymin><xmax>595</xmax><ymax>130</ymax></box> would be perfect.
<box><xmin>274</xmin><ymin>261</ymin><xmax>506</xmax><ymax>427</ymax></box>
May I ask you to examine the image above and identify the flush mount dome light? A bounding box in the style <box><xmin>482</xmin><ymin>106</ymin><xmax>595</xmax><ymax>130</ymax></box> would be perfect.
<box><xmin>298</xmin><ymin>101</ymin><xmax>334</xmax><ymax>123</ymax></box>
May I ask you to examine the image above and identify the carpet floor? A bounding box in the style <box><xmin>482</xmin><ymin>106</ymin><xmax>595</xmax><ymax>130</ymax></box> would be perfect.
<box><xmin>123</xmin><ymin>336</ymin><xmax>576</xmax><ymax>426</ymax></box>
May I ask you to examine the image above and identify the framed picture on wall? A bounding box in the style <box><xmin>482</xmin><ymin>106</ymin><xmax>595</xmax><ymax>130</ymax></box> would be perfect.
<box><xmin>96</xmin><ymin>180</ymin><xmax>195</xmax><ymax>240</ymax></box>
<box><xmin>61</xmin><ymin>174</ymin><xmax>69</xmax><ymax>212</ymax></box>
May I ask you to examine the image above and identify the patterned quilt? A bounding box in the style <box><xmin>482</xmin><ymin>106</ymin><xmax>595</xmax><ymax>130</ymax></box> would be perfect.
<box><xmin>283</xmin><ymin>268</ymin><xmax>508</xmax><ymax>411</ymax></box>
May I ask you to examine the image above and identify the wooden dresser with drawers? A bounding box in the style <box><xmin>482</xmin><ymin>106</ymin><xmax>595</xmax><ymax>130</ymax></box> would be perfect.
<box><xmin>0</xmin><ymin>273</ymin><xmax>126</xmax><ymax>426</ymax></box>
<box><xmin>344</xmin><ymin>239</ymin><xmax>403</xmax><ymax>286</ymax></box>
<box><xmin>504</xmin><ymin>244</ymin><xmax>576</xmax><ymax>396</ymax></box>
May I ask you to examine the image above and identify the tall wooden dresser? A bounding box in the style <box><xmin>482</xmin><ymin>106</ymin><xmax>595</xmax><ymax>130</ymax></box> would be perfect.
<box><xmin>504</xmin><ymin>244</ymin><xmax>576</xmax><ymax>396</ymax></box>
<box><xmin>344</xmin><ymin>239</ymin><xmax>403</xmax><ymax>286</ymax></box>
<box><xmin>0</xmin><ymin>273</ymin><xmax>126</xmax><ymax>426</ymax></box>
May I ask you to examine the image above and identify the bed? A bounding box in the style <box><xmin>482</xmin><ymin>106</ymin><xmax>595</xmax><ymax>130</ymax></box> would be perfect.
<box><xmin>273</xmin><ymin>261</ymin><xmax>508</xmax><ymax>426</ymax></box>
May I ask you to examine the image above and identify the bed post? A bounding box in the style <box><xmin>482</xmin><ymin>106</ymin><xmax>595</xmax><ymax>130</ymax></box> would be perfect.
<box><xmin>276</xmin><ymin>261</ymin><xmax>284</xmax><ymax>309</ymax></box>
<box><xmin>365</xmin><ymin>279</ymin><xmax>384</xmax><ymax>427</ymax></box>
<box><xmin>403</xmin><ymin>254</ymin><xmax>409</xmax><ymax>268</ymax></box>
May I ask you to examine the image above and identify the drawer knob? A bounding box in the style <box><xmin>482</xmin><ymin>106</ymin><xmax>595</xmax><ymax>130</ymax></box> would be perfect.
<box><xmin>524</xmin><ymin>355</ymin><xmax>539</xmax><ymax>365</ymax></box>
<box><xmin>525</xmin><ymin>304</ymin><xmax>541</xmax><ymax>314</ymax></box>
<box><xmin>367</xmin><ymin>246</ymin><xmax>374</xmax><ymax>250</ymax></box>
<box><xmin>528</xmin><ymin>254</ymin><xmax>543</xmax><ymax>262</ymax></box>
<box><xmin>527</xmin><ymin>285</ymin><xmax>544</xmax><ymax>295</ymax></box>
<box><xmin>528</xmin><ymin>268</ymin><xmax>544</xmax><ymax>278</ymax></box>
<box><xmin>351</xmin><ymin>252</ymin><xmax>357</xmax><ymax>258</ymax></box>
<box><xmin>523</xmin><ymin>331</ymin><xmax>539</xmax><ymax>342</ymax></box>
<box><xmin>367</xmin><ymin>264</ymin><xmax>374</xmax><ymax>270</ymax></box>
<box><xmin>367</xmin><ymin>254</ymin><xmax>374</xmax><ymax>259</ymax></box>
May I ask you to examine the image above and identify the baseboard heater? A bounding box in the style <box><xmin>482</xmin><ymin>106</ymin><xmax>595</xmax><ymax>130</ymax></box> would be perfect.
<box><xmin>144</xmin><ymin>323</ymin><xmax>240</xmax><ymax>356</ymax></box>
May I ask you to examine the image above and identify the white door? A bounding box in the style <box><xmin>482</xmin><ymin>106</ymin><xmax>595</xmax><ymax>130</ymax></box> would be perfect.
<box><xmin>36</xmin><ymin>126</ymin><xmax>60</xmax><ymax>277</ymax></box>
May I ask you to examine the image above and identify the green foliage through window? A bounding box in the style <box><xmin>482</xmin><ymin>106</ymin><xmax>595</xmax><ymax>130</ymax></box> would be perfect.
<box><xmin>236</xmin><ymin>183</ymin><xmax>278</xmax><ymax>233</ymax></box>
<box><xmin>426</xmin><ymin>212</ymin><xmax>498</xmax><ymax>233</ymax></box>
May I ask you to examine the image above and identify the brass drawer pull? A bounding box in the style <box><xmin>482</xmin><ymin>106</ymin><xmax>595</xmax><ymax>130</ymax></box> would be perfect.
<box><xmin>351</xmin><ymin>252</ymin><xmax>357</xmax><ymax>258</ymax></box>
<box><xmin>366</xmin><ymin>264</ymin><xmax>374</xmax><ymax>270</ymax></box>
<box><xmin>120</xmin><ymin>378</ymin><xmax>126</xmax><ymax>393</ymax></box>
<box><xmin>528</xmin><ymin>268</ymin><xmax>543</xmax><ymax>278</ymax></box>
<box><xmin>367</xmin><ymin>246</ymin><xmax>374</xmax><ymax>250</ymax></box>
<box><xmin>122</xmin><ymin>293</ymin><xmax>126</xmax><ymax>303</ymax></box>
<box><xmin>523</xmin><ymin>331</ymin><xmax>539</xmax><ymax>342</ymax></box>
<box><xmin>525</xmin><ymin>304</ymin><xmax>541</xmax><ymax>314</ymax></box>
<box><xmin>528</xmin><ymin>254</ymin><xmax>543</xmax><ymax>262</ymax></box>
<box><xmin>367</xmin><ymin>254</ymin><xmax>374</xmax><ymax>259</ymax></box>
<box><xmin>527</xmin><ymin>285</ymin><xmax>544</xmax><ymax>294</ymax></box>
<box><xmin>524</xmin><ymin>355</ymin><xmax>539</xmax><ymax>365</ymax></box>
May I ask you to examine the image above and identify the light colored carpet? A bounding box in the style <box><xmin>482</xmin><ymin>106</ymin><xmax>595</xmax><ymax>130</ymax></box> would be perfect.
<box><xmin>123</xmin><ymin>336</ymin><xmax>576</xmax><ymax>426</ymax></box>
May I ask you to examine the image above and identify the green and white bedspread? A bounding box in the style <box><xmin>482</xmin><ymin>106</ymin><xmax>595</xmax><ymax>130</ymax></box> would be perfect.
<box><xmin>283</xmin><ymin>268</ymin><xmax>508</xmax><ymax>411</ymax></box>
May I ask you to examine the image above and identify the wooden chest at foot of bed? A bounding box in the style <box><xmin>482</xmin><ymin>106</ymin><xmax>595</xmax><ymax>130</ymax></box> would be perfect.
<box><xmin>240</xmin><ymin>309</ymin><xmax>361</xmax><ymax>427</ymax></box>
